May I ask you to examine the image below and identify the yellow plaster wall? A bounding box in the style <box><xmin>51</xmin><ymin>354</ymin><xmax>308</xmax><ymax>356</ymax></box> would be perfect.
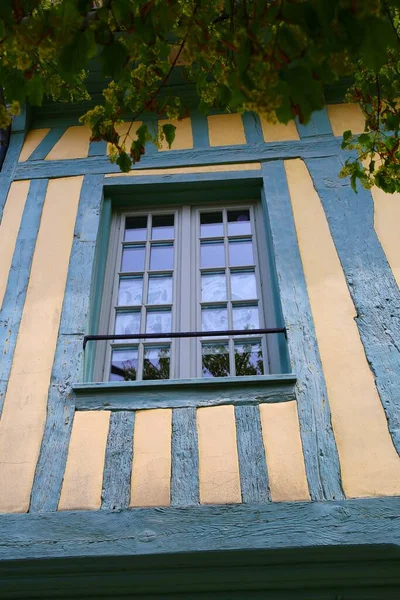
<box><xmin>107</xmin><ymin>121</ymin><xmax>142</xmax><ymax>155</ymax></box>
<box><xmin>158</xmin><ymin>118</ymin><xmax>193</xmax><ymax>151</ymax></box>
<box><xmin>130</xmin><ymin>409</ymin><xmax>172</xmax><ymax>507</ymax></box>
<box><xmin>197</xmin><ymin>405</ymin><xmax>241</xmax><ymax>504</ymax></box>
<box><xmin>45</xmin><ymin>126</ymin><xmax>91</xmax><ymax>160</ymax></box>
<box><xmin>207</xmin><ymin>114</ymin><xmax>246</xmax><ymax>147</ymax></box>
<box><xmin>259</xmin><ymin>117</ymin><xmax>300</xmax><ymax>142</ymax></box>
<box><xmin>260</xmin><ymin>402</ymin><xmax>310</xmax><ymax>502</ymax></box>
<box><xmin>19</xmin><ymin>129</ymin><xmax>50</xmax><ymax>162</ymax></box>
<box><xmin>372</xmin><ymin>187</ymin><xmax>400</xmax><ymax>289</ymax></box>
<box><xmin>0</xmin><ymin>176</ymin><xmax>82</xmax><ymax>513</ymax></box>
<box><xmin>58</xmin><ymin>411</ymin><xmax>110</xmax><ymax>511</ymax></box>
<box><xmin>285</xmin><ymin>158</ymin><xmax>400</xmax><ymax>498</ymax></box>
<box><xmin>327</xmin><ymin>104</ymin><xmax>365</xmax><ymax>137</ymax></box>
<box><xmin>0</xmin><ymin>180</ymin><xmax>30</xmax><ymax>309</ymax></box>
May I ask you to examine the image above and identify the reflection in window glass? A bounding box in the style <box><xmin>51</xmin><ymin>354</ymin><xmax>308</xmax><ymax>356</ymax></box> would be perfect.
<box><xmin>201</xmin><ymin>307</ymin><xmax>228</xmax><ymax>332</ymax></box>
<box><xmin>148</xmin><ymin>275</ymin><xmax>173</xmax><ymax>305</ymax></box>
<box><xmin>121</xmin><ymin>246</ymin><xmax>145</xmax><ymax>272</ymax></box>
<box><xmin>232</xmin><ymin>305</ymin><xmax>259</xmax><ymax>330</ymax></box>
<box><xmin>118</xmin><ymin>277</ymin><xmax>143</xmax><ymax>306</ymax></box>
<box><xmin>110</xmin><ymin>348</ymin><xmax>138</xmax><ymax>381</ymax></box>
<box><xmin>115</xmin><ymin>311</ymin><xmax>141</xmax><ymax>335</ymax></box>
<box><xmin>152</xmin><ymin>215</ymin><xmax>174</xmax><ymax>240</ymax></box>
<box><xmin>227</xmin><ymin>210</ymin><xmax>251</xmax><ymax>235</ymax></box>
<box><xmin>229</xmin><ymin>240</ymin><xmax>254</xmax><ymax>266</ymax></box>
<box><xmin>150</xmin><ymin>244</ymin><xmax>174</xmax><ymax>270</ymax></box>
<box><xmin>146</xmin><ymin>310</ymin><xmax>172</xmax><ymax>334</ymax></box>
<box><xmin>202</xmin><ymin>344</ymin><xmax>230</xmax><ymax>378</ymax></box>
<box><xmin>143</xmin><ymin>346</ymin><xmax>170</xmax><ymax>380</ymax></box>
<box><xmin>201</xmin><ymin>242</ymin><xmax>225</xmax><ymax>268</ymax></box>
<box><xmin>201</xmin><ymin>272</ymin><xmax>227</xmax><ymax>302</ymax></box>
<box><xmin>200</xmin><ymin>212</ymin><xmax>223</xmax><ymax>237</ymax></box>
<box><xmin>231</xmin><ymin>271</ymin><xmax>257</xmax><ymax>300</ymax></box>
<box><xmin>235</xmin><ymin>341</ymin><xmax>263</xmax><ymax>376</ymax></box>
<box><xmin>124</xmin><ymin>216</ymin><xmax>147</xmax><ymax>242</ymax></box>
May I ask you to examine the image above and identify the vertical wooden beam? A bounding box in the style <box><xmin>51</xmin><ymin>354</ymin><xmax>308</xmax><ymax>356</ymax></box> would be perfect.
<box><xmin>296</xmin><ymin>107</ymin><xmax>333</xmax><ymax>138</ymax></box>
<box><xmin>102</xmin><ymin>411</ymin><xmax>135</xmax><ymax>510</ymax></box>
<box><xmin>171</xmin><ymin>407</ymin><xmax>199</xmax><ymax>506</ymax></box>
<box><xmin>242</xmin><ymin>112</ymin><xmax>264</xmax><ymax>144</ymax></box>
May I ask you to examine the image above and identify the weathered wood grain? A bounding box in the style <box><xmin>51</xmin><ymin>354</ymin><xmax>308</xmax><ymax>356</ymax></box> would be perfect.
<box><xmin>73</xmin><ymin>376</ymin><xmax>297</xmax><ymax>411</ymax></box>
<box><xmin>306</xmin><ymin>156</ymin><xmax>400</xmax><ymax>454</ymax></box>
<box><xmin>261</xmin><ymin>162</ymin><xmax>344</xmax><ymax>501</ymax></box>
<box><xmin>242</xmin><ymin>112</ymin><xmax>264</xmax><ymax>144</ymax></box>
<box><xmin>101</xmin><ymin>411</ymin><xmax>135</xmax><ymax>510</ymax></box>
<box><xmin>171</xmin><ymin>407</ymin><xmax>199</xmax><ymax>506</ymax></box>
<box><xmin>0</xmin><ymin>179</ymin><xmax>48</xmax><ymax>418</ymax></box>
<box><xmin>29</xmin><ymin>174</ymin><xmax>104</xmax><ymax>512</ymax></box>
<box><xmin>235</xmin><ymin>405</ymin><xmax>270</xmax><ymax>503</ymax></box>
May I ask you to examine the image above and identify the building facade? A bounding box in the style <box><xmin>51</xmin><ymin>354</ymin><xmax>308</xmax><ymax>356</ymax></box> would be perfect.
<box><xmin>0</xmin><ymin>89</ymin><xmax>400</xmax><ymax>597</ymax></box>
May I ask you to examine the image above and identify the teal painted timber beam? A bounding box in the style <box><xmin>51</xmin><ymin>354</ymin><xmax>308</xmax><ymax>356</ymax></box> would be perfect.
<box><xmin>13</xmin><ymin>137</ymin><xmax>343</xmax><ymax>180</ymax></box>
<box><xmin>261</xmin><ymin>162</ymin><xmax>344</xmax><ymax>501</ymax></box>
<box><xmin>296</xmin><ymin>107</ymin><xmax>333</xmax><ymax>138</ymax></box>
<box><xmin>171</xmin><ymin>407</ymin><xmax>199</xmax><ymax>506</ymax></box>
<box><xmin>2</xmin><ymin>497</ymin><xmax>400</xmax><ymax>561</ymax></box>
<box><xmin>0</xmin><ymin>107</ymin><xmax>29</xmax><ymax>219</ymax></box>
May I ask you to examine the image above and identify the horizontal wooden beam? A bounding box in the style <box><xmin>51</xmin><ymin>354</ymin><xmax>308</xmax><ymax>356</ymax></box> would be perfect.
<box><xmin>73</xmin><ymin>374</ymin><xmax>297</xmax><ymax>411</ymax></box>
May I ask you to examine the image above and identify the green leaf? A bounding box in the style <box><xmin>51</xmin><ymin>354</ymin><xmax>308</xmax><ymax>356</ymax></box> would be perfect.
<box><xmin>343</xmin><ymin>130</ymin><xmax>352</xmax><ymax>141</ymax></box>
<box><xmin>100</xmin><ymin>39</ymin><xmax>128</xmax><ymax>77</ymax></box>
<box><xmin>26</xmin><ymin>75</ymin><xmax>44</xmax><ymax>106</ymax></box>
<box><xmin>116</xmin><ymin>151</ymin><xmax>131</xmax><ymax>173</ymax></box>
<box><xmin>162</xmin><ymin>123</ymin><xmax>176</xmax><ymax>149</ymax></box>
<box><xmin>59</xmin><ymin>30</ymin><xmax>96</xmax><ymax>75</ymax></box>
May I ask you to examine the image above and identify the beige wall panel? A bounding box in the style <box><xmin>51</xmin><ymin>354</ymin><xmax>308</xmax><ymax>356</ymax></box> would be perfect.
<box><xmin>106</xmin><ymin>121</ymin><xmax>142</xmax><ymax>155</ymax></box>
<box><xmin>158</xmin><ymin>118</ymin><xmax>193</xmax><ymax>151</ymax></box>
<box><xmin>259</xmin><ymin>117</ymin><xmax>300</xmax><ymax>142</ymax></box>
<box><xmin>58</xmin><ymin>411</ymin><xmax>110</xmax><ymax>511</ymax></box>
<box><xmin>197</xmin><ymin>405</ymin><xmax>241</xmax><ymax>504</ymax></box>
<box><xmin>0</xmin><ymin>176</ymin><xmax>82</xmax><ymax>512</ymax></box>
<box><xmin>19</xmin><ymin>129</ymin><xmax>50</xmax><ymax>162</ymax></box>
<box><xmin>105</xmin><ymin>162</ymin><xmax>261</xmax><ymax>178</ymax></box>
<box><xmin>327</xmin><ymin>104</ymin><xmax>365</xmax><ymax>137</ymax></box>
<box><xmin>45</xmin><ymin>126</ymin><xmax>91</xmax><ymax>160</ymax></box>
<box><xmin>260</xmin><ymin>402</ymin><xmax>310</xmax><ymax>502</ymax></box>
<box><xmin>0</xmin><ymin>180</ymin><xmax>30</xmax><ymax>308</ymax></box>
<box><xmin>207</xmin><ymin>114</ymin><xmax>246</xmax><ymax>147</ymax></box>
<box><xmin>130</xmin><ymin>409</ymin><xmax>172</xmax><ymax>507</ymax></box>
<box><xmin>372</xmin><ymin>187</ymin><xmax>400</xmax><ymax>289</ymax></box>
<box><xmin>285</xmin><ymin>159</ymin><xmax>400</xmax><ymax>497</ymax></box>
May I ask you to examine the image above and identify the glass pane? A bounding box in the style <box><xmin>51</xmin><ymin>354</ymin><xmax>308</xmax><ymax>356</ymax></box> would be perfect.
<box><xmin>200</xmin><ymin>212</ymin><xmax>223</xmax><ymax>237</ymax></box>
<box><xmin>146</xmin><ymin>310</ymin><xmax>171</xmax><ymax>334</ymax></box>
<box><xmin>201</xmin><ymin>273</ymin><xmax>227</xmax><ymax>302</ymax></box>
<box><xmin>232</xmin><ymin>305</ymin><xmax>259</xmax><ymax>331</ymax></box>
<box><xmin>110</xmin><ymin>348</ymin><xmax>138</xmax><ymax>381</ymax></box>
<box><xmin>121</xmin><ymin>246</ymin><xmax>145</xmax><ymax>272</ymax></box>
<box><xmin>152</xmin><ymin>215</ymin><xmax>174</xmax><ymax>240</ymax></box>
<box><xmin>143</xmin><ymin>346</ymin><xmax>170</xmax><ymax>380</ymax></box>
<box><xmin>150</xmin><ymin>244</ymin><xmax>174</xmax><ymax>270</ymax></box>
<box><xmin>235</xmin><ymin>342</ymin><xmax>264</xmax><ymax>376</ymax></box>
<box><xmin>229</xmin><ymin>240</ymin><xmax>254</xmax><ymax>266</ymax></box>
<box><xmin>148</xmin><ymin>275</ymin><xmax>173</xmax><ymax>305</ymax></box>
<box><xmin>202</xmin><ymin>344</ymin><xmax>230</xmax><ymax>378</ymax></box>
<box><xmin>231</xmin><ymin>271</ymin><xmax>257</xmax><ymax>300</ymax></box>
<box><xmin>124</xmin><ymin>216</ymin><xmax>147</xmax><ymax>241</ymax></box>
<box><xmin>227</xmin><ymin>210</ymin><xmax>251</xmax><ymax>235</ymax></box>
<box><xmin>117</xmin><ymin>277</ymin><xmax>143</xmax><ymax>306</ymax></box>
<box><xmin>115</xmin><ymin>311</ymin><xmax>141</xmax><ymax>335</ymax></box>
<box><xmin>201</xmin><ymin>242</ymin><xmax>225</xmax><ymax>268</ymax></box>
<box><xmin>201</xmin><ymin>307</ymin><xmax>228</xmax><ymax>332</ymax></box>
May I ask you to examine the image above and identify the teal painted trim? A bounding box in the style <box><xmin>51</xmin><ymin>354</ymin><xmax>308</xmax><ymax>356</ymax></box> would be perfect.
<box><xmin>13</xmin><ymin>137</ymin><xmax>343</xmax><ymax>180</ymax></box>
<box><xmin>305</xmin><ymin>156</ymin><xmax>400</xmax><ymax>454</ymax></box>
<box><xmin>171</xmin><ymin>407</ymin><xmax>199</xmax><ymax>506</ymax></box>
<box><xmin>296</xmin><ymin>107</ymin><xmax>333</xmax><ymax>138</ymax></box>
<box><xmin>2</xmin><ymin>497</ymin><xmax>400</xmax><ymax>561</ymax></box>
<box><xmin>235</xmin><ymin>405</ymin><xmax>270</xmax><ymax>503</ymax></box>
<box><xmin>73</xmin><ymin>374</ymin><xmax>297</xmax><ymax>411</ymax></box>
<box><xmin>0</xmin><ymin>107</ymin><xmax>29</xmax><ymax>216</ymax></box>
<box><xmin>88</xmin><ymin>139</ymin><xmax>107</xmax><ymax>157</ymax></box>
<box><xmin>30</xmin><ymin>174</ymin><xmax>104</xmax><ymax>513</ymax></box>
<box><xmin>0</xmin><ymin>179</ymin><xmax>48</xmax><ymax>418</ymax></box>
<box><xmin>101</xmin><ymin>411</ymin><xmax>135</xmax><ymax>510</ymax></box>
<box><xmin>190</xmin><ymin>109</ymin><xmax>210</xmax><ymax>148</ymax></box>
<box><xmin>28</xmin><ymin>127</ymin><xmax>67</xmax><ymax>161</ymax></box>
<box><xmin>261</xmin><ymin>162</ymin><xmax>344</xmax><ymax>501</ymax></box>
<box><xmin>242</xmin><ymin>112</ymin><xmax>264</xmax><ymax>144</ymax></box>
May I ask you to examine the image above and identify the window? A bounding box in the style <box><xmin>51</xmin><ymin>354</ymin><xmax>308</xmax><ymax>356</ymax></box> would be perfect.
<box><xmin>95</xmin><ymin>202</ymin><xmax>282</xmax><ymax>382</ymax></box>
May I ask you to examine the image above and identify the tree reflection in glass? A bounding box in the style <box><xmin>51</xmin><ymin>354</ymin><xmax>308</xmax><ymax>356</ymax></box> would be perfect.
<box><xmin>143</xmin><ymin>346</ymin><xmax>170</xmax><ymax>380</ymax></box>
<box><xmin>234</xmin><ymin>342</ymin><xmax>264</xmax><ymax>376</ymax></box>
<box><xmin>110</xmin><ymin>348</ymin><xmax>138</xmax><ymax>381</ymax></box>
<box><xmin>202</xmin><ymin>344</ymin><xmax>230</xmax><ymax>378</ymax></box>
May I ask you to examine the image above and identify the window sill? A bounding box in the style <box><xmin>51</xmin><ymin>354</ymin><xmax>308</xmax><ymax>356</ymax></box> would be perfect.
<box><xmin>72</xmin><ymin>373</ymin><xmax>297</xmax><ymax>411</ymax></box>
